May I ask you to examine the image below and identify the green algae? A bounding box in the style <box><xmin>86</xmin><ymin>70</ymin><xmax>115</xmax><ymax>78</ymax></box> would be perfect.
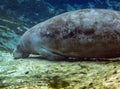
<box><xmin>47</xmin><ymin>76</ymin><xmax>70</xmax><ymax>89</ymax></box>
<box><xmin>0</xmin><ymin>51</ymin><xmax>120</xmax><ymax>89</ymax></box>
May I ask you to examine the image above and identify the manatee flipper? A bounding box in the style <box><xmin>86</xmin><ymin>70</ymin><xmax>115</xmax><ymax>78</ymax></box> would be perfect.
<box><xmin>38</xmin><ymin>48</ymin><xmax>67</xmax><ymax>60</ymax></box>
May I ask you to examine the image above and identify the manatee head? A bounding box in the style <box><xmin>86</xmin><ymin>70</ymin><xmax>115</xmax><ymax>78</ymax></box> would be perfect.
<box><xmin>13</xmin><ymin>44</ymin><xmax>29</xmax><ymax>59</ymax></box>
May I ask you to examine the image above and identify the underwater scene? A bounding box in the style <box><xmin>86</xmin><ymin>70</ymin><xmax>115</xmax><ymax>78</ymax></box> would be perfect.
<box><xmin>0</xmin><ymin>0</ymin><xmax>120</xmax><ymax>89</ymax></box>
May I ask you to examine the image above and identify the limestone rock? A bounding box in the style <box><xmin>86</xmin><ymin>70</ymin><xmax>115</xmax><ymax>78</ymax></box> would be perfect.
<box><xmin>0</xmin><ymin>51</ymin><xmax>120</xmax><ymax>89</ymax></box>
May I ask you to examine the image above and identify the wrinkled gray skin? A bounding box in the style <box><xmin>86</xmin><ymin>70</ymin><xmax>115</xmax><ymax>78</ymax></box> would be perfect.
<box><xmin>13</xmin><ymin>9</ymin><xmax>120</xmax><ymax>60</ymax></box>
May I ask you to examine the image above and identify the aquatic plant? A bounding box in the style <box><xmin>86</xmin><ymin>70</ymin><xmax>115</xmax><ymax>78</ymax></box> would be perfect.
<box><xmin>47</xmin><ymin>76</ymin><xmax>70</xmax><ymax>89</ymax></box>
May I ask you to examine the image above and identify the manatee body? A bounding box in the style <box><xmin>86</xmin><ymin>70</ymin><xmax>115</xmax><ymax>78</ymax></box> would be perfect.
<box><xmin>13</xmin><ymin>9</ymin><xmax>120</xmax><ymax>60</ymax></box>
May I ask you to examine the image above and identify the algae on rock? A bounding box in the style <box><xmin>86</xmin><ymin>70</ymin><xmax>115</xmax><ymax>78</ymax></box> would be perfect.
<box><xmin>0</xmin><ymin>51</ymin><xmax>120</xmax><ymax>89</ymax></box>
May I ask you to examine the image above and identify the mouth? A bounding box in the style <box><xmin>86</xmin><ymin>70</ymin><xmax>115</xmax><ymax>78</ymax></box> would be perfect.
<box><xmin>22</xmin><ymin>53</ymin><xmax>29</xmax><ymax>58</ymax></box>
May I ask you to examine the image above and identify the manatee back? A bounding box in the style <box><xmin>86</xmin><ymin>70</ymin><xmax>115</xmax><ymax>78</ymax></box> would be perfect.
<box><xmin>37</xmin><ymin>9</ymin><xmax>120</xmax><ymax>58</ymax></box>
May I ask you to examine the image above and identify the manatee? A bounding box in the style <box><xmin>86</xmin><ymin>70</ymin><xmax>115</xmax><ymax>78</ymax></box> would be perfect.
<box><xmin>13</xmin><ymin>9</ymin><xmax>120</xmax><ymax>60</ymax></box>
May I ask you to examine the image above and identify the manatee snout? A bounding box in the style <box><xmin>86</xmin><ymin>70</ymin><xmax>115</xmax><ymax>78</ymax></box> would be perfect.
<box><xmin>13</xmin><ymin>48</ymin><xmax>23</xmax><ymax>59</ymax></box>
<box><xmin>13</xmin><ymin>45</ymin><xmax>29</xmax><ymax>59</ymax></box>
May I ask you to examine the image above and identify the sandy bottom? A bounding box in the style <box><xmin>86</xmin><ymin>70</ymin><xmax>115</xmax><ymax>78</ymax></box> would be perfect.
<box><xmin>0</xmin><ymin>51</ymin><xmax>120</xmax><ymax>89</ymax></box>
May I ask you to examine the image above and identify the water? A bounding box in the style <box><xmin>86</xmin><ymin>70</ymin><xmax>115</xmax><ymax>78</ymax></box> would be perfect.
<box><xmin>0</xmin><ymin>0</ymin><xmax>120</xmax><ymax>89</ymax></box>
<box><xmin>0</xmin><ymin>0</ymin><xmax>120</xmax><ymax>25</ymax></box>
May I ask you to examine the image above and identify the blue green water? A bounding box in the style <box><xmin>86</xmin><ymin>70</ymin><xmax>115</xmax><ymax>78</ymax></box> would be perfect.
<box><xmin>0</xmin><ymin>0</ymin><xmax>120</xmax><ymax>24</ymax></box>
<box><xmin>0</xmin><ymin>1</ymin><xmax>120</xmax><ymax>88</ymax></box>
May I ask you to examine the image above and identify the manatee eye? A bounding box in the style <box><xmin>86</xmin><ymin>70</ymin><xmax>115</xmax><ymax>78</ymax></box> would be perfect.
<box><xmin>17</xmin><ymin>44</ymin><xmax>21</xmax><ymax>50</ymax></box>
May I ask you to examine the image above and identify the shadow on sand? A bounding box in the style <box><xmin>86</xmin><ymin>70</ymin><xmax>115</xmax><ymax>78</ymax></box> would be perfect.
<box><xmin>21</xmin><ymin>55</ymin><xmax>120</xmax><ymax>62</ymax></box>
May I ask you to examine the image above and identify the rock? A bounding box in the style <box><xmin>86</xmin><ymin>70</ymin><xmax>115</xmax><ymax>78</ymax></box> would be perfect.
<box><xmin>0</xmin><ymin>51</ymin><xmax>120</xmax><ymax>88</ymax></box>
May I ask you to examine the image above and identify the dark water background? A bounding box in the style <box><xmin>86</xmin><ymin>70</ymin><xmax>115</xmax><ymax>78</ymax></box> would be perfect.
<box><xmin>0</xmin><ymin>0</ymin><xmax>120</xmax><ymax>51</ymax></box>
<box><xmin>0</xmin><ymin>0</ymin><xmax>120</xmax><ymax>25</ymax></box>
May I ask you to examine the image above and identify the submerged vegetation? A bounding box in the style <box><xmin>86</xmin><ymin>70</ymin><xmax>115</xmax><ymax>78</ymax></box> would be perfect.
<box><xmin>0</xmin><ymin>51</ymin><xmax>120</xmax><ymax>88</ymax></box>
